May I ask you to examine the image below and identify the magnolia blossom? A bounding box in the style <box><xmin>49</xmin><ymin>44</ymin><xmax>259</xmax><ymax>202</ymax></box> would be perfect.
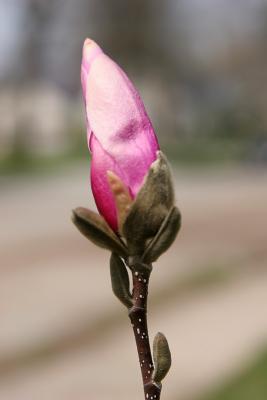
<box><xmin>81</xmin><ymin>38</ymin><xmax>159</xmax><ymax>231</ymax></box>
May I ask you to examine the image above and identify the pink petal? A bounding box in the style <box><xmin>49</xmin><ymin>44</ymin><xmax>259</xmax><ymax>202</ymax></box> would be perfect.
<box><xmin>81</xmin><ymin>38</ymin><xmax>159</xmax><ymax>231</ymax></box>
<box><xmin>90</xmin><ymin>133</ymin><xmax>130</xmax><ymax>231</ymax></box>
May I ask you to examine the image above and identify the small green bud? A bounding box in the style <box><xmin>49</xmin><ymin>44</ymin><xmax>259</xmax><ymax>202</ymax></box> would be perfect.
<box><xmin>72</xmin><ymin>207</ymin><xmax>128</xmax><ymax>257</ymax></box>
<box><xmin>123</xmin><ymin>152</ymin><xmax>174</xmax><ymax>256</ymax></box>
<box><xmin>152</xmin><ymin>332</ymin><xmax>172</xmax><ymax>383</ymax></box>
<box><xmin>143</xmin><ymin>206</ymin><xmax>181</xmax><ymax>263</ymax></box>
<box><xmin>110</xmin><ymin>253</ymin><xmax>133</xmax><ymax>308</ymax></box>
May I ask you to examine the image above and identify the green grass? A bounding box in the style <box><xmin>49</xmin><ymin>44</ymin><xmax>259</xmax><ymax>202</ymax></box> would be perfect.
<box><xmin>164</xmin><ymin>137</ymin><xmax>251</xmax><ymax>166</ymax></box>
<box><xmin>0</xmin><ymin>143</ymin><xmax>89</xmax><ymax>177</ymax></box>
<box><xmin>0</xmin><ymin>126</ymin><xmax>89</xmax><ymax>176</ymax></box>
<box><xmin>2</xmin><ymin>133</ymin><xmax>266</xmax><ymax>181</ymax></box>
<box><xmin>196</xmin><ymin>348</ymin><xmax>267</xmax><ymax>400</ymax></box>
<box><xmin>0</xmin><ymin>135</ymin><xmax>256</xmax><ymax>177</ymax></box>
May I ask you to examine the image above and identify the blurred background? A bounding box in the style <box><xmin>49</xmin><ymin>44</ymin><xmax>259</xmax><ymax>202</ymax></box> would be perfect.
<box><xmin>1</xmin><ymin>0</ymin><xmax>267</xmax><ymax>399</ymax></box>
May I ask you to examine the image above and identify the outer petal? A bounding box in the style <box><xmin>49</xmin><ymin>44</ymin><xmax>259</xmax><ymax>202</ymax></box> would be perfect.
<box><xmin>82</xmin><ymin>39</ymin><xmax>160</xmax><ymax>231</ymax></box>
<box><xmin>81</xmin><ymin>39</ymin><xmax>103</xmax><ymax>81</ymax></box>
<box><xmin>90</xmin><ymin>133</ymin><xmax>128</xmax><ymax>231</ymax></box>
<box><xmin>81</xmin><ymin>39</ymin><xmax>103</xmax><ymax>134</ymax></box>
<box><xmin>86</xmin><ymin>53</ymin><xmax>159</xmax><ymax>194</ymax></box>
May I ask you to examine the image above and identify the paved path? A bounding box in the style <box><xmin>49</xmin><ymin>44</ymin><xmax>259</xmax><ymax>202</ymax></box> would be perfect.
<box><xmin>0</xmin><ymin>165</ymin><xmax>267</xmax><ymax>399</ymax></box>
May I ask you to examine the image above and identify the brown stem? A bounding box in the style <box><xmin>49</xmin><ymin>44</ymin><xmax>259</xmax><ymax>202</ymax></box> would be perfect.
<box><xmin>128</xmin><ymin>267</ymin><xmax>162</xmax><ymax>400</ymax></box>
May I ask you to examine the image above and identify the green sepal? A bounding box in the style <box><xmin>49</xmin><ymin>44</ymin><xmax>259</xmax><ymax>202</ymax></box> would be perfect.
<box><xmin>72</xmin><ymin>207</ymin><xmax>128</xmax><ymax>257</ymax></box>
<box><xmin>110</xmin><ymin>253</ymin><xmax>133</xmax><ymax>308</ymax></box>
<box><xmin>128</xmin><ymin>256</ymin><xmax>152</xmax><ymax>273</ymax></box>
<box><xmin>143</xmin><ymin>206</ymin><xmax>181</xmax><ymax>263</ymax></box>
<box><xmin>152</xmin><ymin>332</ymin><xmax>172</xmax><ymax>384</ymax></box>
<box><xmin>123</xmin><ymin>151</ymin><xmax>174</xmax><ymax>256</ymax></box>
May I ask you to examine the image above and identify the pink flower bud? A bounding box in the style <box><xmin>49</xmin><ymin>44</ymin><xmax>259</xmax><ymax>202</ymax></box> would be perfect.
<box><xmin>81</xmin><ymin>38</ymin><xmax>159</xmax><ymax>232</ymax></box>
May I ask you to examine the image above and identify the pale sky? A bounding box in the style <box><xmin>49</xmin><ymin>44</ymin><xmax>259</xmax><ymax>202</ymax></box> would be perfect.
<box><xmin>0</xmin><ymin>0</ymin><xmax>28</xmax><ymax>78</ymax></box>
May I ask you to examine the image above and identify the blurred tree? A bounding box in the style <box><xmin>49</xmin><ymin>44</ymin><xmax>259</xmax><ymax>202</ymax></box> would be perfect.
<box><xmin>22</xmin><ymin>0</ymin><xmax>54</xmax><ymax>81</ymax></box>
